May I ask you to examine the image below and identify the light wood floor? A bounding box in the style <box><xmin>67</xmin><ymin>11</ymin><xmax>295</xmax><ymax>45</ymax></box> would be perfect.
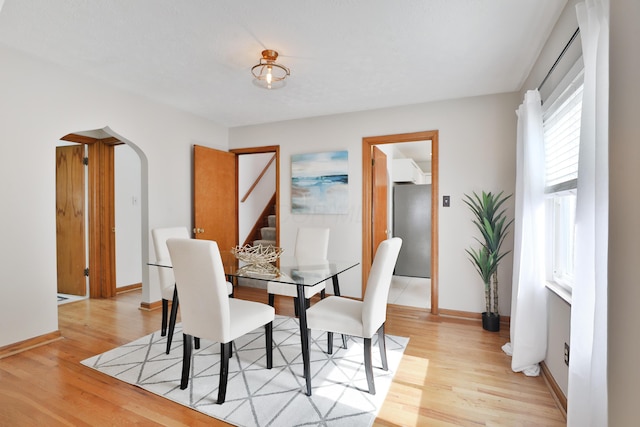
<box><xmin>0</xmin><ymin>287</ymin><xmax>566</xmax><ymax>426</ymax></box>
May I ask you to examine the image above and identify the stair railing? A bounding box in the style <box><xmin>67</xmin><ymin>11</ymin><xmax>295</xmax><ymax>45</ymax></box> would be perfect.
<box><xmin>241</xmin><ymin>153</ymin><xmax>276</xmax><ymax>203</ymax></box>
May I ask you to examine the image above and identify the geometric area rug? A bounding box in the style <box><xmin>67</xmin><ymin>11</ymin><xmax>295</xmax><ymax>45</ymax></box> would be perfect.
<box><xmin>81</xmin><ymin>315</ymin><xmax>409</xmax><ymax>427</ymax></box>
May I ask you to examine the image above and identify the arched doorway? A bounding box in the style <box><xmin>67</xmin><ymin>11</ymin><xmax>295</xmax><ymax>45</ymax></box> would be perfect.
<box><xmin>55</xmin><ymin>127</ymin><xmax>148</xmax><ymax>301</ymax></box>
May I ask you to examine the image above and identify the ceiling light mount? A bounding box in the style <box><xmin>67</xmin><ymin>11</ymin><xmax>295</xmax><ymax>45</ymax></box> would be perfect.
<box><xmin>251</xmin><ymin>49</ymin><xmax>290</xmax><ymax>89</ymax></box>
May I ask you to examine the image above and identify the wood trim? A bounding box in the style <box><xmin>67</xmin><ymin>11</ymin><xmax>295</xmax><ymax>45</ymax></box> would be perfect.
<box><xmin>362</xmin><ymin>144</ymin><xmax>373</xmax><ymax>291</ymax></box>
<box><xmin>231</xmin><ymin>145</ymin><xmax>279</xmax><ymax>155</ymax></box>
<box><xmin>88</xmin><ymin>141</ymin><xmax>116</xmax><ymax>298</ymax></box>
<box><xmin>541</xmin><ymin>361</ymin><xmax>568</xmax><ymax>418</ymax></box>
<box><xmin>103</xmin><ymin>143</ymin><xmax>116</xmax><ymax>297</ymax></box>
<box><xmin>116</xmin><ymin>283</ymin><xmax>142</xmax><ymax>294</ymax></box>
<box><xmin>139</xmin><ymin>300</ymin><xmax>163</xmax><ymax>311</ymax></box>
<box><xmin>88</xmin><ymin>143</ymin><xmax>100</xmax><ymax>298</ymax></box>
<box><xmin>0</xmin><ymin>331</ymin><xmax>62</xmax><ymax>359</ymax></box>
<box><xmin>241</xmin><ymin>154</ymin><xmax>276</xmax><ymax>202</ymax></box>
<box><xmin>362</xmin><ymin>130</ymin><xmax>439</xmax><ymax>314</ymax></box>
<box><xmin>430</xmin><ymin>132</ymin><xmax>439</xmax><ymax>314</ymax></box>
<box><xmin>61</xmin><ymin>133</ymin><xmax>98</xmax><ymax>145</ymax></box>
<box><xmin>61</xmin><ymin>133</ymin><xmax>122</xmax><ymax>146</ymax></box>
<box><xmin>100</xmin><ymin>137</ymin><xmax>123</xmax><ymax>146</ymax></box>
<box><xmin>439</xmin><ymin>308</ymin><xmax>511</xmax><ymax>325</ymax></box>
<box><xmin>439</xmin><ymin>308</ymin><xmax>483</xmax><ymax>320</ymax></box>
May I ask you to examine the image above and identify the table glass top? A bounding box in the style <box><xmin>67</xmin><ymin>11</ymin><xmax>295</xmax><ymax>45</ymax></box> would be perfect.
<box><xmin>149</xmin><ymin>255</ymin><xmax>359</xmax><ymax>287</ymax></box>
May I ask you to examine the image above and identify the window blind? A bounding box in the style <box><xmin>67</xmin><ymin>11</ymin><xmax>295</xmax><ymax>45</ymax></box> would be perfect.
<box><xmin>543</xmin><ymin>83</ymin><xmax>584</xmax><ymax>193</ymax></box>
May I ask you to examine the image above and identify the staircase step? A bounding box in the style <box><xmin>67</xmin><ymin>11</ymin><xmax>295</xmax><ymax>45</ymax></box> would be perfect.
<box><xmin>253</xmin><ymin>239</ymin><xmax>276</xmax><ymax>247</ymax></box>
<box><xmin>267</xmin><ymin>214</ymin><xmax>276</xmax><ymax>228</ymax></box>
<box><xmin>261</xmin><ymin>226</ymin><xmax>276</xmax><ymax>241</ymax></box>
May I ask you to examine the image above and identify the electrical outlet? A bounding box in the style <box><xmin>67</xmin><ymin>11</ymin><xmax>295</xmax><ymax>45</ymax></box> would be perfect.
<box><xmin>564</xmin><ymin>343</ymin><xmax>570</xmax><ymax>366</ymax></box>
<box><xmin>443</xmin><ymin>195</ymin><xmax>450</xmax><ymax>207</ymax></box>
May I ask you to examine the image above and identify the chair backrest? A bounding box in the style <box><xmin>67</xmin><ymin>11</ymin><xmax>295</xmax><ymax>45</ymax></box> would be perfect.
<box><xmin>362</xmin><ymin>237</ymin><xmax>402</xmax><ymax>337</ymax></box>
<box><xmin>151</xmin><ymin>227</ymin><xmax>190</xmax><ymax>299</ymax></box>
<box><xmin>294</xmin><ymin>227</ymin><xmax>330</xmax><ymax>262</ymax></box>
<box><xmin>166</xmin><ymin>238</ymin><xmax>231</xmax><ymax>343</ymax></box>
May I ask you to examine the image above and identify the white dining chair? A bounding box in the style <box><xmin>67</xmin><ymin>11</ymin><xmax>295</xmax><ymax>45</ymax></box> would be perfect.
<box><xmin>167</xmin><ymin>238</ymin><xmax>275</xmax><ymax>404</ymax></box>
<box><xmin>267</xmin><ymin>227</ymin><xmax>330</xmax><ymax>313</ymax></box>
<box><xmin>152</xmin><ymin>227</ymin><xmax>234</xmax><ymax>355</ymax></box>
<box><xmin>306</xmin><ymin>237</ymin><xmax>402</xmax><ymax>395</ymax></box>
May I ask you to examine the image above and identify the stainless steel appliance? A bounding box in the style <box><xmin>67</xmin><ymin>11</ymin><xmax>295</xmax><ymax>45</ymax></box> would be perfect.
<box><xmin>393</xmin><ymin>184</ymin><xmax>431</xmax><ymax>277</ymax></box>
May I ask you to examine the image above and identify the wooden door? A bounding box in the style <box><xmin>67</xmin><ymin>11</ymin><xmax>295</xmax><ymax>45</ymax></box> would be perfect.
<box><xmin>193</xmin><ymin>145</ymin><xmax>238</xmax><ymax>259</ymax></box>
<box><xmin>372</xmin><ymin>146</ymin><xmax>388</xmax><ymax>258</ymax></box>
<box><xmin>56</xmin><ymin>145</ymin><xmax>86</xmax><ymax>296</ymax></box>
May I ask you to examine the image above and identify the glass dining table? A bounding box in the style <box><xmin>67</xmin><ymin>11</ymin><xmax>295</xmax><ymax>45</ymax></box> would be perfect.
<box><xmin>149</xmin><ymin>255</ymin><xmax>359</xmax><ymax>396</ymax></box>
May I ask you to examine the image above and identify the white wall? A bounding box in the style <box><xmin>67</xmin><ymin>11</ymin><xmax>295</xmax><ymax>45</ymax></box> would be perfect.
<box><xmin>0</xmin><ymin>43</ymin><xmax>228</xmax><ymax>347</ymax></box>
<box><xmin>609</xmin><ymin>0</ymin><xmax>640</xmax><ymax>424</ymax></box>
<box><xmin>229</xmin><ymin>92</ymin><xmax>519</xmax><ymax>312</ymax></box>
<box><xmin>115</xmin><ymin>144</ymin><xmax>142</xmax><ymax>288</ymax></box>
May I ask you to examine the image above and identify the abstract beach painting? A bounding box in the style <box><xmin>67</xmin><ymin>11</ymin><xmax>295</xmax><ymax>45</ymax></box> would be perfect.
<box><xmin>291</xmin><ymin>150</ymin><xmax>348</xmax><ymax>214</ymax></box>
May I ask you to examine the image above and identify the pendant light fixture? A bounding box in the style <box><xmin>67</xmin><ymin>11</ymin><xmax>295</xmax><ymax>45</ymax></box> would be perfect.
<box><xmin>251</xmin><ymin>49</ymin><xmax>290</xmax><ymax>89</ymax></box>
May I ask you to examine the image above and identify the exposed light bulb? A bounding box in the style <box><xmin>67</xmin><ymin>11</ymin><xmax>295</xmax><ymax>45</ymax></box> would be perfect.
<box><xmin>266</xmin><ymin>65</ymin><xmax>273</xmax><ymax>88</ymax></box>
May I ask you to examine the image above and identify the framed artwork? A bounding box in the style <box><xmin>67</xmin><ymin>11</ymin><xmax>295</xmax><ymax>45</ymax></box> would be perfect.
<box><xmin>291</xmin><ymin>150</ymin><xmax>348</xmax><ymax>214</ymax></box>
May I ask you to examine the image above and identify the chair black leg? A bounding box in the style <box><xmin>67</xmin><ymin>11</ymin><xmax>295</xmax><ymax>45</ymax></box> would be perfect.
<box><xmin>364</xmin><ymin>337</ymin><xmax>376</xmax><ymax>395</ymax></box>
<box><xmin>161</xmin><ymin>298</ymin><xmax>168</xmax><ymax>336</ymax></box>
<box><xmin>327</xmin><ymin>331</ymin><xmax>333</xmax><ymax>354</ymax></box>
<box><xmin>166</xmin><ymin>287</ymin><xmax>179</xmax><ymax>354</ymax></box>
<box><xmin>180</xmin><ymin>334</ymin><xmax>192</xmax><ymax>390</ymax></box>
<box><xmin>320</xmin><ymin>289</ymin><xmax>326</xmax><ymax>299</ymax></box>
<box><xmin>378</xmin><ymin>324</ymin><xmax>388</xmax><ymax>371</ymax></box>
<box><xmin>265</xmin><ymin>322</ymin><xmax>273</xmax><ymax>369</ymax></box>
<box><xmin>194</xmin><ymin>337</ymin><xmax>201</xmax><ymax>349</ymax></box>
<box><xmin>268</xmin><ymin>293</ymin><xmax>275</xmax><ymax>307</ymax></box>
<box><xmin>293</xmin><ymin>297</ymin><xmax>299</xmax><ymax>317</ymax></box>
<box><xmin>342</xmin><ymin>334</ymin><xmax>348</xmax><ymax>349</ymax></box>
<box><xmin>217</xmin><ymin>342</ymin><xmax>231</xmax><ymax>404</ymax></box>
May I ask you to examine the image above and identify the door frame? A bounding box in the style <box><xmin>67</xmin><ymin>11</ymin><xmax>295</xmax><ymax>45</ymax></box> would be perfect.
<box><xmin>231</xmin><ymin>145</ymin><xmax>280</xmax><ymax>250</ymax></box>
<box><xmin>60</xmin><ymin>133</ymin><xmax>121</xmax><ymax>298</ymax></box>
<box><xmin>362</xmin><ymin>130</ymin><xmax>439</xmax><ymax>314</ymax></box>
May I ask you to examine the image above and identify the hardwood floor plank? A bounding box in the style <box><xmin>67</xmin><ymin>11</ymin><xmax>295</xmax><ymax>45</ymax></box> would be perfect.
<box><xmin>0</xmin><ymin>288</ymin><xmax>565</xmax><ymax>426</ymax></box>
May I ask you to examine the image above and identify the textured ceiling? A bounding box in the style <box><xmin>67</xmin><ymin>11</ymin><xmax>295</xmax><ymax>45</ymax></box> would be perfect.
<box><xmin>0</xmin><ymin>0</ymin><xmax>566</xmax><ymax>128</ymax></box>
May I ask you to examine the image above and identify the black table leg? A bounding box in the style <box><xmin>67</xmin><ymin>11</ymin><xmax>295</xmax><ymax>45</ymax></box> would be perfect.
<box><xmin>332</xmin><ymin>275</ymin><xmax>341</xmax><ymax>296</ymax></box>
<box><xmin>296</xmin><ymin>283</ymin><xmax>312</xmax><ymax>396</ymax></box>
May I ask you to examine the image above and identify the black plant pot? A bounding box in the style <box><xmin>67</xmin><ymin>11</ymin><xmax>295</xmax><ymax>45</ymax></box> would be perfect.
<box><xmin>482</xmin><ymin>312</ymin><xmax>500</xmax><ymax>332</ymax></box>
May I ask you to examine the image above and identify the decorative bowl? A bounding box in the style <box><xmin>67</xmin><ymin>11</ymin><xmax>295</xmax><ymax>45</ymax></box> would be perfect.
<box><xmin>231</xmin><ymin>244</ymin><xmax>284</xmax><ymax>278</ymax></box>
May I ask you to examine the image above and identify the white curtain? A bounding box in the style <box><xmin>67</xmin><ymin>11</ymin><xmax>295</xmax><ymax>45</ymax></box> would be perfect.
<box><xmin>502</xmin><ymin>90</ymin><xmax>547</xmax><ymax>376</ymax></box>
<box><xmin>567</xmin><ymin>0</ymin><xmax>609</xmax><ymax>426</ymax></box>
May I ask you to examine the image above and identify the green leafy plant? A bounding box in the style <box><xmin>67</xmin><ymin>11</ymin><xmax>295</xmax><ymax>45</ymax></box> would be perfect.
<box><xmin>464</xmin><ymin>191</ymin><xmax>513</xmax><ymax>316</ymax></box>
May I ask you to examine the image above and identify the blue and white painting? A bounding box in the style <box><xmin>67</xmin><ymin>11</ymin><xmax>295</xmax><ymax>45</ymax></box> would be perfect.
<box><xmin>291</xmin><ymin>150</ymin><xmax>348</xmax><ymax>214</ymax></box>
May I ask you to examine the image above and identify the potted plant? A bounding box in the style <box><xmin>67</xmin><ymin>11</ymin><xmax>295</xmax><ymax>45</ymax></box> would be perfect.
<box><xmin>464</xmin><ymin>191</ymin><xmax>513</xmax><ymax>332</ymax></box>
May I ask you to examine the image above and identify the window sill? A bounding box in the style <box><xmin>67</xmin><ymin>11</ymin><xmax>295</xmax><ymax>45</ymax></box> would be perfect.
<box><xmin>546</xmin><ymin>281</ymin><xmax>572</xmax><ymax>305</ymax></box>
